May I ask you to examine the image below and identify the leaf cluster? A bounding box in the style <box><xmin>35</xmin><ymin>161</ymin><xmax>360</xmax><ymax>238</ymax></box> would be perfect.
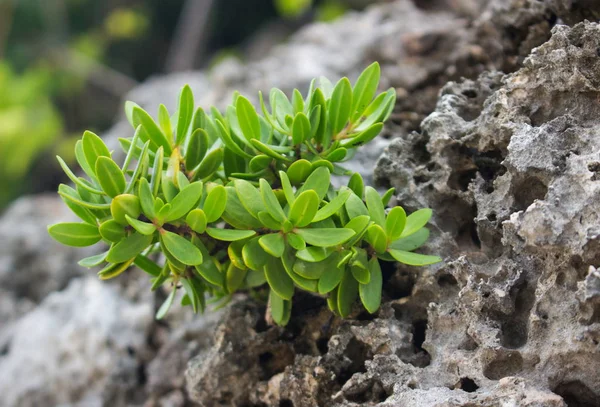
<box><xmin>48</xmin><ymin>62</ymin><xmax>441</xmax><ymax>324</ymax></box>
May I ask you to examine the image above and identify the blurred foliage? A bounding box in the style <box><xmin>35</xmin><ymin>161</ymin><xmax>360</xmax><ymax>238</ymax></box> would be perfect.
<box><xmin>0</xmin><ymin>63</ymin><xmax>67</xmax><ymax>208</ymax></box>
<box><xmin>0</xmin><ymin>0</ymin><xmax>361</xmax><ymax>210</ymax></box>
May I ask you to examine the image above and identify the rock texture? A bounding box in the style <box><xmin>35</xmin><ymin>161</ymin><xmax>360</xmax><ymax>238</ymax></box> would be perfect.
<box><xmin>1</xmin><ymin>0</ymin><xmax>600</xmax><ymax>406</ymax></box>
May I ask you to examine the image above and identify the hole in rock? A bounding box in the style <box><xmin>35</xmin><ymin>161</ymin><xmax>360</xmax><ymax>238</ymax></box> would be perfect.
<box><xmin>409</xmin><ymin>320</ymin><xmax>431</xmax><ymax>367</ymax></box>
<box><xmin>384</xmin><ymin>266</ymin><xmax>417</xmax><ymax>300</ymax></box>
<box><xmin>0</xmin><ymin>341</ymin><xmax>10</xmax><ymax>356</ymax></box>
<box><xmin>462</xmin><ymin>89</ymin><xmax>478</xmax><ymax>99</ymax></box>
<box><xmin>483</xmin><ymin>351</ymin><xmax>523</xmax><ymax>380</ymax></box>
<box><xmin>336</xmin><ymin>338</ymin><xmax>370</xmax><ymax>386</ymax></box>
<box><xmin>258</xmin><ymin>349</ymin><xmax>295</xmax><ymax>381</ymax></box>
<box><xmin>500</xmin><ymin>281</ymin><xmax>535</xmax><ymax>349</ymax></box>
<box><xmin>457</xmin><ymin>377</ymin><xmax>479</xmax><ymax>393</ymax></box>
<box><xmin>317</xmin><ymin>337</ymin><xmax>329</xmax><ymax>355</ymax></box>
<box><xmin>513</xmin><ymin>177</ymin><xmax>548</xmax><ymax>211</ymax></box>
<box><xmin>279</xmin><ymin>399</ymin><xmax>294</xmax><ymax>407</ymax></box>
<box><xmin>345</xmin><ymin>380</ymin><xmax>389</xmax><ymax>403</ymax></box>
<box><xmin>553</xmin><ymin>380</ymin><xmax>600</xmax><ymax>407</ymax></box>
<box><xmin>437</xmin><ymin>273</ymin><xmax>458</xmax><ymax>287</ymax></box>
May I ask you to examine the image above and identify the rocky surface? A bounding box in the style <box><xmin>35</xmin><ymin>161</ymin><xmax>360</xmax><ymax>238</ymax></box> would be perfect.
<box><xmin>1</xmin><ymin>0</ymin><xmax>600</xmax><ymax>406</ymax></box>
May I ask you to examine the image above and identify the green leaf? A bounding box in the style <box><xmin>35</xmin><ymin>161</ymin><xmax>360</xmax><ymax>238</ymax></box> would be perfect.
<box><xmin>329</xmin><ymin>77</ymin><xmax>353</xmax><ymax>134</ymax></box>
<box><xmin>317</xmin><ymin>255</ymin><xmax>345</xmax><ymax>294</ymax></box>
<box><xmin>133</xmin><ymin>106</ymin><xmax>173</xmax><ymax>155</ymax></box>
<box><xmin>75</xmin><ymin>139</ymin><xmax>97</xmax><ymax>180</ymax></box>
<box><xmin>345</xmin><ymin>193</ymin><xmax>369</xmax><ymax>218</ymax></box>
<box><xmin>158</xmin><ymin>104</ymin><xmax>173</xmax><ymax>140</ymax></box>
<box><xmin>82</xmin><ymin>131</ymin><xmax>110</xmax><ymax>173</ymax></box>
<box><xmin>234</xmin><ymin>180</ymin><xmax>264</xmax><ymax>218</ymax></box>
<box><xmin>78</xmin><ymin>251</ymin><xmax>108</xmax><ymax>268</ymax></box>
<box><xmin>296</xmin><ymin>246</ymin><xmax>334</xmax><ymax>263</ymax></box>
<box><xmin>259</xmin><ymin>233</ymin><xmax>285</xmax><ymax>258</ymax></box>
<box><xmin>286</xmin><ymin>233</ymin><xmax>305</xmax><ymax>251</ymax></box>
<box><xmin>269</xmin><ymin>289</ymin><xmax>291</xmax><ymax>326</ymax></box>
<box><xmin>124</xmin><ymin>140</ymin><xmax>150</xmax><ymax>194</ymax></box>
<box><xmin>161</xmin><ymin>230</ymin><xmax>203</xmax><ymax>265</ymax></box>
<box><xmin>56</xmin><ymin>156</ymin><xmax>105</xmax><ymax>195</ymax></box>
<box><xmin>206</xmin><ymin>228</ymin><xmax>256</xmax><ymax>242</ymax></box>
<box><xmin>400</xmin><ymin>208</ymin><xmax>433</xmax><ymax>238</ymax></box>
<box><xmin>202</xmin><ymin>184</ymin><xmax>227</xmax><ymax>222</ymax></box>
<box><xmin>98</xmin><ymin>258</ymin><xmax>134</xmax><ymax>280</ymax></box>
<box><xmin>365</xmin><ymin>186</ymin><xmax>386</xmax><ymax>227</ymax></box>
<box><xmin>313</xmin><ymin>188</ymin><xmax>351</xmax><ymax>222</ymax></box>
<box><xmin>258</xmin><ymin>211</ymin><xmax>282</xmax><ymax>230</ymax></box>
<box><xmin>125</xmin><ymin>101</ymin><xmax>141</xmax><ymax>127</ymax></box>
<box><xmin>279</xmin><ymin>170</ymin><xmax>296</xmax><ymax>206</ymax></box>
<box><xmin>166</xmin><ymin>181</ymin><xmax>203</xmax><ymax>222</ymax></box>
<box><xmin>297</xmin><ymin>166</ymin><xmax>330</xmax><ymax>200</ymax></box>
<box><xmin>327</xmin><ymin>286</ymin><xmax>339</xmax><ymax>315</ymax></box>
<box><xmin>180</xmin><ymin>277</ymin><xmax>200</xmax><ymax>313</ymax></box>
<box><xmin>134</xmin><ymin>255</ymin><xmax>162</xmax><ymax>277</ymax></box>
<box><xmin>270</xmin><ymin>88</ymin><xmax>293</xmax><ymax>129</ymax></box>
<box><xmin>99</xmin><ymin>219</ymin><xmax>126</xmax><ymax>243</ymax></box>
<box><xmin>138</xmin><ymin>178</ymin><xmax>156</xmax><ymax>219</ymax></box>
<box><xmin>222</xmin><ymin>186</ymin><xmax>263</xmax><ymax>229</ymax></box>
<box><xmin>390</xmin><ymin>228</ymin><xmax>430</xmax><ymax>251</ymax></box>
<box><xmin>48</xmin><ymin>222</ymin><xmax>101</xmax><ymax>247</ymax></box>
<box><xmin>107</xmin><ymin>232</ymin><xmax>153</xmax><ymax>263</ymax></box>
<box><xmin>58</xmin><ymin>189</ymin><xmax>111</xmax><ymax>211</ymax></box>
<box><xmin>249</xmin><ymin>139</ymin><xmax>292</xmax><ymax>162</ymax></box>
<box><xmin>351</xmin><ymin>62</ymin><xmax>380</xmax><ymax>121</ymax></box>
<box><xmin>186</xmin><ymin>209</ymin><xmax>208</xmax><ymax>233</ymax></box>
<box><xmin>249</xmin><ymin>155</ymin><xmax>272</xmax><ymax>172</ymax></box>
<box><xmin>242</xmin><ymin>237</ymin><xmax>270</xmax><ymax>270</ymax></box>
<box><xmin>385</xmin><ymin>206</ymin><xmax>406</xmax><ymax>240</ymax></box>
<box><xmin>281</xmin><ymin>246</ymin><xmax>318</xmax><ymax>292</ymax></box>
<box><xmin>111</xmin><ymin>194</ymin><xmax>141</xmax><ymax>225</ymax></box>
<box><xmin>95</xmin><ymin>156</ymin><xmax>126</xmax><ymax>198</ymax></box>
<box><xmin>348</xmin><ymin>172</ymin><xmax>364</xmax><ymax>198</ymax></box>
<box><xmin>236</xmin><ymin>95</ymin><xmax>261</xmax><ymax>141</ymax></box>
<box><xmin>359</xmin><ymin>257</ymin><xmax>382</xmax><ymax>313</ymax></box>
<box><xmin>337</xmin><ymin>270</ymin><xmax>358</xmax><ymax>318</ymax></box>
<box><xmin>161</xmin><ymin>178</ymin><xmax>178</xmax><ymax>202</ymax></box>
<box><xmin>125</xmin><ymin>215</ymin><xmax>157</xmax><ymax>235</ymax></box>
<box><xmin>350</xmin><ymin>264</ymin><xmax>370</xmax><ymax>285</ymax></box>
<box><xmin>294</xmin><ymin>228</ymin><xmax>355</xmax><ymax>247</ymax></box>
<box><xmin>309</xmin><ymin>88</ymin><xmax>327</xmax><ymax>144</ymax></box>
<box><xmin>354</xmin><ymin>88</ymin><xmax>396</xmax><ymax>132</ymax></box>
<box><xmin>156</xmin><ymin>288</ymin><xmax>177</xmax><ymax>319</ymax></box>
<box><xmin>293</xmin><ymin>258</ymin><xmax>327</xmax><ymax>280</ymax></box>
<box><xmin>342</xmin><ymin>123</ymin><xmax>383</xmax><ymax>148</ymax></box>
<box><xmin>286</xmin><ymin>159</ymin><xmax>313</xmax><ymax>185</ymax></box>
<box><xmin>192</xmin><ymin>237</ymin><xmax>224</xmax><ymax>287</ymax></box>
<box><xmin>192</xmin><ymin>148</ymin><xmax>223</xmax><ymax>181</ymax></box>
<box><xmin>226</xmin><ymin>263</ymin><xmax>247</xmax><ymax>293</ymax></box>
<box><xmin>216</xmin><ymin>120</ymin><xmax>253</xmax><ymax>159</ymax></box>
<box><xmin>156</xmin><ymin>203</ymin><xmax>172</xmax><ymax>225</ymax></box>
<box><xmin>388</xmin><ymin>249</ymin><xmax>441</xmax><ymax>266</ymax></box>
<box><xmin>365</xmin><ymin>224</ymin><xmax>387</xmax><ymax>253</ymax></box>
<box><xmin>176</xmin><ymin>85</ymin><xmax>194</xmax><ymax>145</ymax></box>
<box><xmin>227</xmin><ymin>240</ymin><xmax>247</xmax><ymax>270</ymax></box>
<box><xmin>185</xmin><ymin>129</ymin><xmax>208</xmax><ymax>170</ymax></box>
<box><xmin>325</xmin><ymin>147</ymin><xmax>347</xmax><ymax>162</ymax></box>
<box><xmin>58</xmin><ymin>184</ymin><xmax>98</xmax><ymax>225</ymax></box>
<box><xmin>292</xmin><ymin>112</ymin><xmax>310</xmax><ymax>145</ymax></box>
<box><xmin>264</xmin><ymin>256</ymin><xmax>294</xmax><ymax>300</ymax></box>
<box><xmin>259</xmin><ymin>179</ymin><xmax>287</xmax><ymax>223</ymax></box>
<box><xmin>151</xmin><ymin>146</ymin><xmax>164</xmax><ymax>196</ymax></box>
<box><xmin>381</xmin><ymin>187</ymin><xmax>395</xmax><ymax>206</ymax></box>
<box><xmin>289</xmin><ymin>190</ymin><xmax>319</xmax><ymax>227</ymax></box>
<box><xmin>246</xmin><ymin>269</ymin><xmax>267</xmax><ymax>288</ymax></box>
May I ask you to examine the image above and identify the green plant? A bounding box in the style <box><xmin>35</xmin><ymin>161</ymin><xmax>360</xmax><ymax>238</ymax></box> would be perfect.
<box><xmin>48</xmin><ymin>62</ymin><xmax>441</xmax><ymax>325</ymax></box>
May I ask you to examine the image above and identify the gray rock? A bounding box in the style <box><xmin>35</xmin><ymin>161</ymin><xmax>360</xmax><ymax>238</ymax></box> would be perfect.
<box><xmin>0</xmin><ymin>277</ymin><xmax>153</xmax><ymax>407</ymax></box>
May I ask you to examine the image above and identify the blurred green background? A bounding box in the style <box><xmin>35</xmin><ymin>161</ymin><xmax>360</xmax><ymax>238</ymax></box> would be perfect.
<box><xmin>0</xmin><ymin>0</ymin><xmax>359</xmax><ymax>210</ymax></box>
